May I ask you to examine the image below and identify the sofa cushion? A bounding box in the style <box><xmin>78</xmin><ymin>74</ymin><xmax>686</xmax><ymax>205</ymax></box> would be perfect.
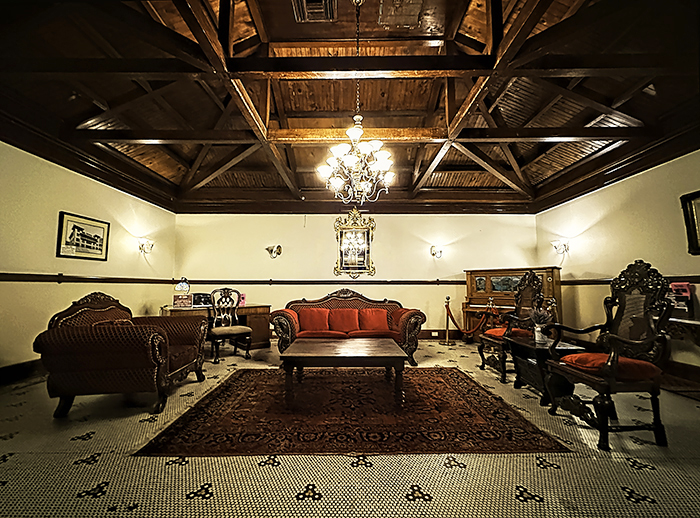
<box><xmin>298</xmin><ymin>308</ymin><xmax>330</xmax><ymax>331</ymax></box>
<box><xmin>483</xmin><ymin>327</ymin><xmax>533</xmax><ymax>338</ymax></box>
<box><xmin>328</xmin><ymin>308</ymin><xmax>360</xmax><ymax>333</ymax></box>
<box><xmin>358</xmin><ymin>308</ymin><xmax>389</xmax><ymax>331</ymax></box>
<box><xmin>297</xmin><ymin>330</ymin><xmax>349</xmax><ymax>339</ymax></box>
<box><xmin>348</xmin><ymin>329</ymin><xmax>402</xmax><ymax>342</ymax></box>
<box><xmin>560</xmin><ymin>352</ymin><xmax>662</xmax><ymax>381</ymax></box>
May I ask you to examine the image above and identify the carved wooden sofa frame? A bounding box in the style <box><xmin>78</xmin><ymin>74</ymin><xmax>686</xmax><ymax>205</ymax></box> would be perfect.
<box><xmin>270</xmin><ymin>288</ymin><xmax>426</xmax><ymax>366</ymax></box>
<box><xmin>33</xmin><ymin>292</ymin><xmax>208</xmax><ymax>417</ymax></box>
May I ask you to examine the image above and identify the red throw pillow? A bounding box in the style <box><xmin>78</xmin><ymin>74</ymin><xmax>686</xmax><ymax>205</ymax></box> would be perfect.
<box><xmin>358</xmin><ymin>308</ymin><xmax>389</xmax><ymax>331</ymax></box>
<box><xmin>297</xmin><ymin>308</ymin><xmax>330</xmax><ymax>331</ymax></box>
<box><xmin>560</xmin><ymin>352</ymin><xmax>662</xmax><ymax>381</ymax></box>
<box><xmin>484</xmin><ymin>327</ymin><xmax>507</xmax><ymax>337</ymax></box>
<box><xmin>328</xmin><ymin>308</ymin><xmax>360</xmax><ymax>333</ymax></box>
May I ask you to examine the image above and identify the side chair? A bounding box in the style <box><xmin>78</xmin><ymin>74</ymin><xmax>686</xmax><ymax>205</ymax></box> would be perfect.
<box><xmin>543</xmin><ymin>259</ymin><xmax>673</xmax><ymax>451</ymax></box>
<box><xmin>477</xmin><ymin>270</ymin><xmax>545</xmax><ymax>383</ymax></box>
<box><xmin>208</xmin><ymin>288</ymin><xmax>253</xmax><ymax>363</ymax></box>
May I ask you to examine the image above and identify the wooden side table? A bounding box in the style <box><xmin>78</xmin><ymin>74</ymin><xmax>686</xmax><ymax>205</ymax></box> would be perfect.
<box><xmin>505</xmin><ymin>335</ymin><xmax>584</xmax><ymax>405</ymax></box>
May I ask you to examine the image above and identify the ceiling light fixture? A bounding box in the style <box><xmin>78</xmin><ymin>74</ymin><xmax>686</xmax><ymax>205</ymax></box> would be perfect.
<box><xmin>317</xmin><ymin>0</ymin><xmax>395</xmax><ymax>205</ymax></box>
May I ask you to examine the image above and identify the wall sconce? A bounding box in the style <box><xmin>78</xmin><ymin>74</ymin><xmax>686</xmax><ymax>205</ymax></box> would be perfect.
<box><xmin>551</xmin><ymin>239</ymin><xmax>570</xmax><ymax>255</ymax></box>
<box><xmin>174</xmin><ymin>277</ymin><xmax>190</xmax><ymax>295</ymax></box>
<box><xmin>430</xmin><ymin>245</ymin><xmax>443</xmax><ymax>259</ymax></box>
<box><xmin>266</xmin><ymin>245</ymin><xmax>282</xmax><ymax>259</ymax></box>
<box><xmin>138</xmin><ymin>238</ymin><xmax>154</xmax><ymax>254</ymax></box>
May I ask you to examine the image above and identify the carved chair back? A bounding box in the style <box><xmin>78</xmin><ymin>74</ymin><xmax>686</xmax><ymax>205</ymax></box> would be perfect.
<box><xmin>598</xmin><ymin>259</ymin><xmax>673</xmax><ymax>365</ymax></box>
<box><xmin>511</xmin><ymin>270</ymin><xmax>545</xmax><ymax>329</ymax></box>
<box><xmin>210</xmin><ymin>288</ymin><xmax>243</xmax><ymax>328</ymax></box>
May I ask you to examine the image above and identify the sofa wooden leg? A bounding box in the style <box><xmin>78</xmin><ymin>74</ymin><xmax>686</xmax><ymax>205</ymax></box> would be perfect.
<box><xmin>152</xmin><ymin>391</ymin><xmax>168</xmax><ymax>414</ymax></box>
<box><xmin>53</xmin><ymin>396</ymin><xmax>74</xmax><ymax>418</ymax></box>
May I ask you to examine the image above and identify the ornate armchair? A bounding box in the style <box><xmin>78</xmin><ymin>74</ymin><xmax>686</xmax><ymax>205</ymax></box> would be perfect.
<box><xmin>208</xmin><ymin>288</ymin><xmax>253</xmax><ymax>363</ymax></box>
<box><xmin>33</xmin><ymin>292</ymin><xmax>208</xmax><ymax>418</ymax></box>
<box><xmin>477</xmin><ymin>270</ymin><xmax>547</xmax><ymax>383</ymax></box>
<box><xmin>543</xmin><ymin>260</ymin><xmax>673</xmax><ymax>451</ymax></box>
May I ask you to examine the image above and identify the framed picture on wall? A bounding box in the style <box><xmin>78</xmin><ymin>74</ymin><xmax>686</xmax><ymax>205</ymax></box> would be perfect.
<box><xmin>56</xmin><ymin>211</ymin><xmax>110</xmax><ymax>261</ymax></box>
<box><xmin>681</xmin><ymin>190</ymin><xmax>700</xmax><ymax>255</ymax></box>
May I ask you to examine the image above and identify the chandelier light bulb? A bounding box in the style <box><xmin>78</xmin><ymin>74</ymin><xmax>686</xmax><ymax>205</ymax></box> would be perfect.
<box><xmin>341</xmin><ymin>154</ymin><xmax>359</xmax><ymax>168</ymax></box>
<box><xmin>326</xmin><ymin>156</ymin><xmax>339</xmax><ymax>167</ymax></box>
<box><xmin>346</xmin><ymin>125</ymin><xmax>363</xmax><ymax>142</ymax></box>
<box><xmin>369</xmin><ymin>140</ymin><xmax>383</xmax><ymax>151</ymax></box>
<box><xmin>331</xmin><ymin>143</ymin><xmax>351</xmax><ymax>157</ymax></box>
<box><xmin>330</xmin><ymin>176</ymin><xmax>345</xmax><ymax>191</ymax></box>
<box><xmin>383</xmin><ymin>171</ymin><xmax>395</xmax><ymax>185</ymax></box>
<box><xmin>375</xmin><ymin>150</ymin><xmax>391</xmax><ymax>161</ymax></box>
<box><xmin>317</xmin><ymin>164</ymin><xmax>333</xmax><ymax>179</ymax></box>
<box><xmin>357</xmin><ymin>141</ymin><xmax>374</xmax><ymax>154</ymax></box>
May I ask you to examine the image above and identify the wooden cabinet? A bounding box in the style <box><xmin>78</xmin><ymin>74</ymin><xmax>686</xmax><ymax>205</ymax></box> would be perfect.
<box><xmin>163</xmin><ymin>304</ymin><xmax>271</xmax><ymax>349</ymax></box>
<box><xmin>462</xmin><ymin>267</ymin><xmax>562</xmax><ymax>333</ymax></box>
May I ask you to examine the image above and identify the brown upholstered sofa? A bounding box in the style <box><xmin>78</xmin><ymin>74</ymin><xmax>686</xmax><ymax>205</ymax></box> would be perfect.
<box><xmin>270</xmin><ymin>288</ymin><xmax>426</xmax><ymax>365</ymax></box>
<box><xmin>33</xmin><ymin>292</ymin><xmax>208</xmax><ymax>417</ymax></box>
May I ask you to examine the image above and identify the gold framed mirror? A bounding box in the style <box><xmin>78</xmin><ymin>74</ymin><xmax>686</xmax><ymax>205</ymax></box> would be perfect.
<box><xmin>334</xmin><ymin>208</ymin><xmax>375</xmax><ymax>279</ymax></box>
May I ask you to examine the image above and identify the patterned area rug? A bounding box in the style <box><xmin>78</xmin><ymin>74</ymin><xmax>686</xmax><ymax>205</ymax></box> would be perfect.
<box><xmin>136</xmin><ymin>367</ymin><xmax>568</xmax><ymax>456</ymax></box>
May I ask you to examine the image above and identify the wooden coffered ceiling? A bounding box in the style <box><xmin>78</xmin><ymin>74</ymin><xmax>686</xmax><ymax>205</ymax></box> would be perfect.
<box><xmin>0</xmin><ymin>0</ymin><xmax>698</xmax><ymax>214</ymax></box>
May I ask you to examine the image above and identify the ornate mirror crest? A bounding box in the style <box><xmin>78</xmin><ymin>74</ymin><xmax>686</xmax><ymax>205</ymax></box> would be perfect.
<box><xmin>334</xmin><ymin>208</ymin><xmax>375</xmax><ymax>279</ymax></box>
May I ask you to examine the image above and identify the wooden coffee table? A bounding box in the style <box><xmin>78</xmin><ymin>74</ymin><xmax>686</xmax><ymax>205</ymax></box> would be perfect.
<box><xmin>279</xmin><ymin>338</ymin><xmax>409</xmax><ymax>406</ymax></box>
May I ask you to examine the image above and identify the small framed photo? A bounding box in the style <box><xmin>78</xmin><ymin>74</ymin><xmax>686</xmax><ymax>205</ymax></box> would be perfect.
<box><xmin>56</xmin><ymin>211</ymin><xmax>110</xmax><ymax>261</ymax></box>
<box><xmin>681</xmin><ymin>190</ymin><xmax>700</xmax><ymax>255</ymax></box>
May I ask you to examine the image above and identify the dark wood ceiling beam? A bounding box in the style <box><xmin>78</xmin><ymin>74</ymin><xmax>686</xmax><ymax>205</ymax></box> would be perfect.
<box><xmin>218</xmin><ymin>0</ymin><xmax>232</xmax><ymax>57</ymax></box>
<box><xmin>510</xmin><ymin>0</ymin><xmax>643</xmax><ymax>68</ymax></box>
<box><xmin>454</xmin><ymin>126</ymin><xmax>654</xmax><ymax>142</ymax></box>
<box><xmin>173</xmin><ymin>0</ymin><xmax>300</xmax><ymax>198</ymax></box>
<box><xmin>180</xmin><ymin>97</ymin><xmax>241</xmax><ymax>187</ymax></box>
<box><xmin>515</xmin><ymin>54</ymin><xmax>695</xmax><ymax>77</ymax></box>
<box><xmin>486</xmin><ymin>0</ymin><xmax>504</xmax><ymax>55</ymax></box>
<box><xmin>5</xmin><ymin>55</ymin><xmax>683</xmax><ymax>81</ymax></box>
<box><xmin>286</xmin><ymin>109</ymin><xmax>429</xmax><ymax>119</ymax></box>
<box><xmin>269</xmin><ymin>39</ymin><xmax>446</xmax><ymax>50</ymax></box>
<box><xmin>228</xmin><ymin>55</ymin><xmax>496</xmax><ymax>79</ymax></box>
<box><xmin>411</xmin><ymin>141</ymin><xmax>452</xmax><ymax>195</ymax></box>
<box><xmin>449</xmin><ymin>0</ymin><xmax>556</xmax><ymax>139</ymax></box>
<box><xmin>611</xmin><ymin>76</ymin><xmax>656</xmax><ymax>109</ymax></box>
<box><xmin>75</xmin><ymin>80</ymin><xmax>185</xmax><ymax>130</ymax></box>
<box><xmin>445</xmin><ymin>0</ymin><xmax>473</xmax><ymax>40</ymax></box>
<box><xmin>453</xmin><ymin>33</ymin><xmax>487</xmax><ymax>55</ymax></box>
<box><xmin>452</xmin><ymin>141</ymin><xmax>534</xmax><ymax>198</ymax></box>
<box><xmin>269</xmin><ymin>128</ymin><xmax>447</xmax><ymax>144</ymax></box>
<box><xmin>244</xmin><ymin>0</ymin><xmax>269</xmax><ymax>43</ymax></box>
<box><xmin>520</xmin><ymin>77</ymin><xmax>583</xmax><ymax>128</ymax></box>
<box><xmin>530</xmin><ymin>77</ymin><xmax>645</xmax><ymax>126</ymax></box>
<box><xmin>82</xmin><ymin>1</ymin><xmax>211</xmax><ymax>72</ymax></box>
<box><xmin>185</xmin><ymin>143</ymin><xmax>262</xmax><ymax>192</ymax></box>
<box><xmin>181</xmin><ymin>187</ymin><xmax>527</xmax><ymax>204</ymax></box>
<box><xmin>232</xmin><ymin>34</ymin><xmax>262</xmax><ymax>57</ymax></box>
<box><xmin>69</xmin><ymin>129</ymin><xmax>258</xmax><ymax>144</ymax></box>
<box><xmin>0</xmin><ymin>58</ymin><xmax>213</xmax><ymax>80</ymax></box>
<box><xmin>270</xmin><ymin>78</ymin><xmax>298</xmax><ymax>179</ymax></box>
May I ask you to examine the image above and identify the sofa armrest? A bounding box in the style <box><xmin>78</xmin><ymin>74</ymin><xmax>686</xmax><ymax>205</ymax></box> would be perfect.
<box><xmin>270</xmin><ymin>309</ymin><xmax>299</xmax><ymax>353</ymax></box>
<box><xmin>33</xmin><ymin>325</ymin><xmax>168</xmax><ymax>371</ymax></box>
<box><xmin>389</xmin><ymin>308</ymin><xmax>426</xmax><ymax>366</ymax></box>
<box><xmin>132</xmin><ymin>316</ymin><xmax>207</xmax><ymax>348</ymax></box>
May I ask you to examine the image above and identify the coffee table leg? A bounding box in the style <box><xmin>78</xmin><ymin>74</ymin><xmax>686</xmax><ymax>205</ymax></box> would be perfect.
<box><xmin>284</xmin><ymin>363</ymin><xmax>294</xmax><ymax>405</ymax></box>
<box><xmin>385</xmin><ymin>366</ymin><xmax>393</xmax><ymax>381</ymax></box>
<box><xmin>394</xmin><ymin>363</ymin><xmax>404</xmax><ymax>406</ymax></box>
<box><xmin>296</xmin><ymin>366</ymin><xmax>304</xmax><ymax>383</ymax></box>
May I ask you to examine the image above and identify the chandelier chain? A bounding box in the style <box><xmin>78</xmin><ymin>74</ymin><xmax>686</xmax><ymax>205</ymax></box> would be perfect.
<box><xmin>355</xmin><ymin>4</ymin><xmax>361</xmax><ymax>114</ymax></box>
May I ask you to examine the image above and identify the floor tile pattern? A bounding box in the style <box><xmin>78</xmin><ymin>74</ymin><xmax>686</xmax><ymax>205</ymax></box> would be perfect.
<box><xmin>1</xmin><ymin>341</ymin><xmax>700</xmax><ymax>517</ymax></box>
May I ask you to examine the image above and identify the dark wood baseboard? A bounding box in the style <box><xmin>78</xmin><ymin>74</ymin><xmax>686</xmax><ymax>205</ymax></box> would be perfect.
<box><xmin>0</xmin><ymin>359</ymin><xmax>46</xmax><ymax>387</ymax></box>
<box><xmin>665</xmin><ymin>360</ymin><xmax>700</xmax><ymax>380</ymax></box>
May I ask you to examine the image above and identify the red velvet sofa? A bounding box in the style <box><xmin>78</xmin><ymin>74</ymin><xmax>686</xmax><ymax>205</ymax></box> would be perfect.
<box><xmin>270</xmin><ymin>288</ymin><xmax>426</xmax><ymax>365</ymax></box>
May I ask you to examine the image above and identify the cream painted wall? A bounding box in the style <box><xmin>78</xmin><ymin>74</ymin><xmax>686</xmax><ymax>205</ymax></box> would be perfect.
<box><xmin>535</xmin><ymin>149</ymin><xmax>700</xmax><ymax>364</ymax></box>
<box><xmin>0</xmin><ymin>142</ymin><xmax>176</xmax><ymax>368</ymax></box>
<box><xmin>174</xmin><ymin>213</ymin><xmax>539</xmax><ymax>329</ymax></box>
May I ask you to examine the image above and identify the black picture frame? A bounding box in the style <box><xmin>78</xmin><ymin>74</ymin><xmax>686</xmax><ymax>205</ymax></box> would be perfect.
<box><xmin>56</xmin><ymin>211</ymin><xmax>110</xmax><ymax>261</ymax></box>
<box><xmin>681</xmin><ymin>190</ymin><xmax>700</xmax><ymax>255</ymax></box>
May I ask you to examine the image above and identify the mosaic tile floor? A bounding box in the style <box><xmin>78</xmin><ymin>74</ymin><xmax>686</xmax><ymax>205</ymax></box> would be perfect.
<box><xmin>2</xmin><ymin>340</ymin><xmax>700</xmax><ymax>518</ymax></box>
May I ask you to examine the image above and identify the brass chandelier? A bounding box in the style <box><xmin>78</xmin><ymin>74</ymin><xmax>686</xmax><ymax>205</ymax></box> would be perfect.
<box><xmin>317</xmin><ymin>0</ymin><xmax>395</xmax><ymax>205</ymax></box>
